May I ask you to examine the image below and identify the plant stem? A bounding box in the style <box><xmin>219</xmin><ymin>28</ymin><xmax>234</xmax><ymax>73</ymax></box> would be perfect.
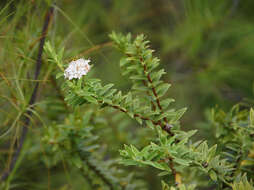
<box><xmin>125</xmin><ymin>49</ymin><xmax>174</xmax><ymax>135</ymax></box>
<box><xmin>168</xmin><ymin>157</ymin><xmax>181</xmax><ymax>186</ymax></box>
<box><xmin>0</xmin><ymin>5</ymin><xmax>54</xmax><ymax>182</ymax></box>
<box><xmin>142</xmin><ymin>60</ymin><xmax>173</xmax><ymax>136</ymax></box>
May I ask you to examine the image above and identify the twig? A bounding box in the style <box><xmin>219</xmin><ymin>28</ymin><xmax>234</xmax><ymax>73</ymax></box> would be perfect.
<box><xmin>0</xmin><ymin>5</ymin><xmax>54</xmax><ymax>182</ymax></box>
<box><xmin>158</xmin><ymin>157</ymin><xmax>181</xmax><ymax>186</ymax></box>
<box><xmin>139</xmin><ymin>48</ymin><xmax>180</xmax><ymax>183</ymax></box>
<box><xmin>139</xmin><ymin>54</ymin><xmax>174</xmax><ymax>135</ymax></box>
<box><xmin>99</xmin><ymin>101</ymin><xmax>164</xmax><ymax>129</ymax></box>
<box><xmin>143</xmin><ymin>63</ymin><xmax>167</xmax><ymax>120</ymax></box>
<box><xmin>66</xmin><ymin>41</ymin><xmax>113</xmax><ymax>62</ymax></box>
<box><xmin>142</xmin><ymin>80</ymin><xmax>156</xmax><ymax>111</ymax></box>
<box><xmin>99</xmin><ymin>101</ymin><xmax>176</xmax><ymax>137</ymax></box>
<box><xmin>168</xmin><ymin>157</ymin><xmax>181</xmax><ymax>186</ymax></box>
<box><xmin>125</xmin><ymin>44</ymin><xmax>174</xmax><ymax>135</ymax></box>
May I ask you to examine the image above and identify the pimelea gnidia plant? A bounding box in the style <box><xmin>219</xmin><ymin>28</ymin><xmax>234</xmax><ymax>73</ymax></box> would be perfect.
<box><xmin>43</xmin><ymin>32</ymin><xmax>254</xmax><ymax>190</ymax></box>
<box><xmin>2</xmin><ymin>1</ymin><xmax>254</xmax><ymax>190</ymax></box>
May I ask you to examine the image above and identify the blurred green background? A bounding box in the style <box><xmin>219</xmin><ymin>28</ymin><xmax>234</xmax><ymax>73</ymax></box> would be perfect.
<box><xmin>0</xmin><ymin>0</ymin><xmax>254</xmax><ymax>189</ymax></box>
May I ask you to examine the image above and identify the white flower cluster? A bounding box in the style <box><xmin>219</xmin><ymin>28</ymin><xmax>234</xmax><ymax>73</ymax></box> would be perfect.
<box><xmin>64</xmin><ymin>58</ymin><xmax>91</xmax><ymax>80</ymax></box>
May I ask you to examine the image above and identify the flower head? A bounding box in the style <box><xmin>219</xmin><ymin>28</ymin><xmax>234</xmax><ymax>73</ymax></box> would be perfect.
<box><xmin>64</xmin><ymin>58</ymin><xmax>91</xmax><ymax>80</ymax></box>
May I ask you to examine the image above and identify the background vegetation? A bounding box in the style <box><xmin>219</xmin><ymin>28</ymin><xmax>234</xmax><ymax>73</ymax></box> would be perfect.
<box><xmin>0</xmin><ymin>0</ymin><xmax>254</xmax><ymax>189</ymax></box>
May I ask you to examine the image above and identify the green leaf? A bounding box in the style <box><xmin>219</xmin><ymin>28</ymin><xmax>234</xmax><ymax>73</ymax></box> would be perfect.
<box><xmin>136</xmin><ymin>117</ymin><xmax>143</xmax><ymax>125</ymax></box>
<box><xmin>250</xmin><ymin>108</ymin><xmax>254</xmax><ymax>127</ymax></box>
<box><xmin>161</xmin><ymin>180</ymin><xmax>170</xmax><ymax>190</ymax></box>
<box><xmin>120</xmin><ymin>57</ymin><xmax>129</xmax><ymax>67</ymax></box>
<box><xmin>157</xmin><ymin>109</ymin><xmax>176</xmax><ymax>121</ymax></box>
<box><xmin>146</xmin><ymin>150</ymin><xmax>159</xmax><ymax>161</ymax></box>
<box><xmin>207</xmin><ymin>145</ymin><xmax>217</xmax><ymax>161</ymax></box>
<box><xmin>56</xmin><ymin>72</ymin><xmax>64</xmax><ymax>79</ymax></box>
<box><xmin>104</xmin><ymin>89</ymin><xmax>117</xmax><ymax>98</ymax></box>
<box><xmin>99</xmin><ymin>83</ymin><xmax>114</xmax><ymax>95</ymax></box>
<box><xmin>173</xmin><ymin>158</ymin><xmax>190</xmax><ymax>166</ymax></box>
<box><xmin>125</xmin><ymin>92</ymin><xmax>132</xmax><ymax>105</ymax></box>
<box><xmin>170</xmin><ymin>108</ymin><xmax>187</xmax><ymax>122</ymax></box>
<box><xmin>160</xmin><ymin>98</ymin><xmax>175</xmax><ymax>109</ymax></box>
<box><xmin>83</xmin><ymin>96</ymin><xmax>98</xmax><ymax>104</ymax></box>
<box><xmin>144</xmin><ymin>161</ymin><xmax>170</xmax><ymax>171</ymax></box>
<box><xmin>71</xmin><ymin>154</ymin><xmax>83</xmax><ymax>169</ymax></box>
<box><xmin>130</xmin><ymin>75</ymin><xmax>147</xmax><ymax>80</ymax></box>
<box><xmin>130</xmin><ymin>145</ymin><xmax>140</xmax><ymax>156</ymax></box>
<box><xmin>146</xmin><ymin>120</ymin><xmax>155</xmax><ymax>129</ymax></box>
<box><xmin>122</xmin><ymin>145</ymin><xmax>134</xmax><ymax>157</ymax></box>
<box><xmin>156</xmin><ymin>83</ymin><xmax>171</xmax><ymax>98</ymax></box>
<box><xmin>119</xmin><ymin>159</ymin><xmax>139</xmax><ymax>166</ymax></box>
<box><xmin>158</xmin><ymin>171</ymin><xmax>170</xmax><ymax>177</ymax></box>
<box><xmin>209</xmin><ymin>170</ymin><xmax>218</xmax><ymax>181</ymax></box>
<box><xmin>150</xmin><ymin>69</ymin><xmax>166</xmax><ymax>81</ymax></box>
